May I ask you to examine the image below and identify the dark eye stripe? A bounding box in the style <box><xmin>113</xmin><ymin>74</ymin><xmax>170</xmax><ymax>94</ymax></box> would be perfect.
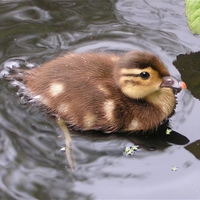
<box><xmin>122</xmin><ymin>74</ymin><xmax>140</xmax><ymax>77</ymax></box>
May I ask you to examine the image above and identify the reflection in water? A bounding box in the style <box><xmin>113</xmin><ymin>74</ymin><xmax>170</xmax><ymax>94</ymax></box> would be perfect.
<box><xmin>70</xmin><ymin>122</ymin><xmax>189</xmax><ymax>152</ymax></box>
<box><xmin>174</xmin><ymin>52</ymin><xmax>200</xmax><ymax>99</ymax></box>
<box><xmin>185</xmin><ymin>140</ymin><xmax>200</xmax><ymax>160</ymax></box>
<box><xmin>0</xmin><ymin>0</ymin><xmax>200</xmax><ymax>199</ymax></box>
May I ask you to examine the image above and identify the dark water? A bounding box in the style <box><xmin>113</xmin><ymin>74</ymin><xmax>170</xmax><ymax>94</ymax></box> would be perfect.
<box><xmin>0</xmin><ymin>0</ymin><xmax>200</xmax><ymax>199</ymax></box>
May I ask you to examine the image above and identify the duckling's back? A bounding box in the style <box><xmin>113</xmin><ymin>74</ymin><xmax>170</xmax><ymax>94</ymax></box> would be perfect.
<box><xmin>23</xmin><ymin>53</ymin><xmax>125</xmax><ymax>132</ymax></box>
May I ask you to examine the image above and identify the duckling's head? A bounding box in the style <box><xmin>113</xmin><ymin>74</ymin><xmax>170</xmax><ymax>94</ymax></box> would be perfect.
<box><xmin>114</xmin><ymin>51</ymin><xmax>185</xmax><ymax>99</ymax></box>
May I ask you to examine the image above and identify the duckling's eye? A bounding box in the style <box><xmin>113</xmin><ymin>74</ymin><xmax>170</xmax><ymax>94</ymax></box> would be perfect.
<box><xmin>140</xmin><ymin>72</ymin><xmax>150</xmax><ymax>80</ymax></box>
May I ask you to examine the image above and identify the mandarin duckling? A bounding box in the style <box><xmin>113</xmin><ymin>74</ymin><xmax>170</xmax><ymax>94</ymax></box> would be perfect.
<box><xmin>12</xmin><ymin>51</ymin><xmax>186</xmax><ymax>133</ymax></box>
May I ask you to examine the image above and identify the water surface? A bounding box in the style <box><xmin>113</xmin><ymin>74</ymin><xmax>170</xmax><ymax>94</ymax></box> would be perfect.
<box><xmin>0</xmin><ymin>0</ymin><xmax>200</xmax><ymax>199</ymax></box>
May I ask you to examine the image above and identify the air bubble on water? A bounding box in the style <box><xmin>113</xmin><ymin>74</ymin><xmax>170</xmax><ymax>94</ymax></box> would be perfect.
<box><xmin>0</xmin><ymin>60</ymin><xmax>21</xmax><ymax>78</ymax></box>
<box><xmin>1</xmin><ymin>59</ymin><xmax>39</xmax><ymax>105</ymax></box>
<box><xmin>11</xmin><ymin>80</ymin><xmax>25</xmax><ymax>88</ymax></box>
<box><xmin>3</xmin><ymin>61</ymin><xmax>21</xmax><ymax>69</ymax></box>
<box><xmin>25</xmin><ymin>62</ymin><xmax>37</xmax><ymax>68</ymax></box>
<box><xmin>0</xmin><ymin>60</ymin><xmax>38</xmax><ymax>78</ymax></box>
<box><xmin>0</xmin><ymin>69</ymin><xmax>9</xmax><ymax>78</ymax></box>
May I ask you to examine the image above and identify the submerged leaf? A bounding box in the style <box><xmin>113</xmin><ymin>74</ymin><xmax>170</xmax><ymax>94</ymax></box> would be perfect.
<box><xmin>185</xmin><ymin>140</ymin><xmax>200</xmax><ymax>160</ymax></box>
<box><xmin>185</xmin><ymin>0</ymin><xmax>200</xmax><ymax>34</ymax></box>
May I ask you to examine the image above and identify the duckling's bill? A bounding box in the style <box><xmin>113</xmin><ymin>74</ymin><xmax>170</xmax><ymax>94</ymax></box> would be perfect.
<box><xmin>160</xmin><ymin>76</ymin><xmax>187</xmax><ymax>90</ymax></box>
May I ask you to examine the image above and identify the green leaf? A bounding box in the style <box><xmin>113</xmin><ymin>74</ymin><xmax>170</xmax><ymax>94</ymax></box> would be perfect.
<box><xmin>131</xmin><ymin>145</ymin><xmax>139</xmax><ymax>151</ymax></box>
<box><xmin>124</xmin><ymin>145</ymin><xmax>139</xmax><ymax>155</ymax></box>
<box><xmin>185</xmin><ymin>0</ymin><xmax>200</xmax><ymax>34</ymax></box>
<box><xmin>124</xmin><ymin>147</ymin><xmax>133</xmax><ymax>155</ymax></box>
<box><xmin>171</xmin><ymin>166</ymin><xmax>178</xmax><ymax>171</ymax></box>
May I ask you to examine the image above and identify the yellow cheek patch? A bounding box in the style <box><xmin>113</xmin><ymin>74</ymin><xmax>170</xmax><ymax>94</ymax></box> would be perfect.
<box><xmin>120</xmin><ymin>67</ymin><xmax>162</xmax><ymax>87</ymax></box>
<box><xmin>49</xmin><ymin>82</ymin><xmax>64</xmax><ymax>97</ymax></box>
<box><xmin>118</xmin><ymin>67</ymin><xmax>163</xmax><ymax>99</ymax></box>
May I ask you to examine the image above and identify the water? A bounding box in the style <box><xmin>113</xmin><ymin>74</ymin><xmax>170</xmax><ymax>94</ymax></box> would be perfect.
<box><xmin>0</xmin><ymin>0</ymin><xmax>200</xmax><ymax>199</ymax></box>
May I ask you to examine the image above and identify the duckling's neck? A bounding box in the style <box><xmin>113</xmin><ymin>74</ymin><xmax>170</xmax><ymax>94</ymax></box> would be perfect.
<box><xmin>145</xmin><ymin>87</ymin><xmax>175</xmax><ymax>118</ymax></box>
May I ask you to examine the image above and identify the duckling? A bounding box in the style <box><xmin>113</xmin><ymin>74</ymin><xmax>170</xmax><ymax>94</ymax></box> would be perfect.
<box><xmin>12</xmin><ymin>51</ymin><xmax>186</xmax><ymax>133</ymax></box>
